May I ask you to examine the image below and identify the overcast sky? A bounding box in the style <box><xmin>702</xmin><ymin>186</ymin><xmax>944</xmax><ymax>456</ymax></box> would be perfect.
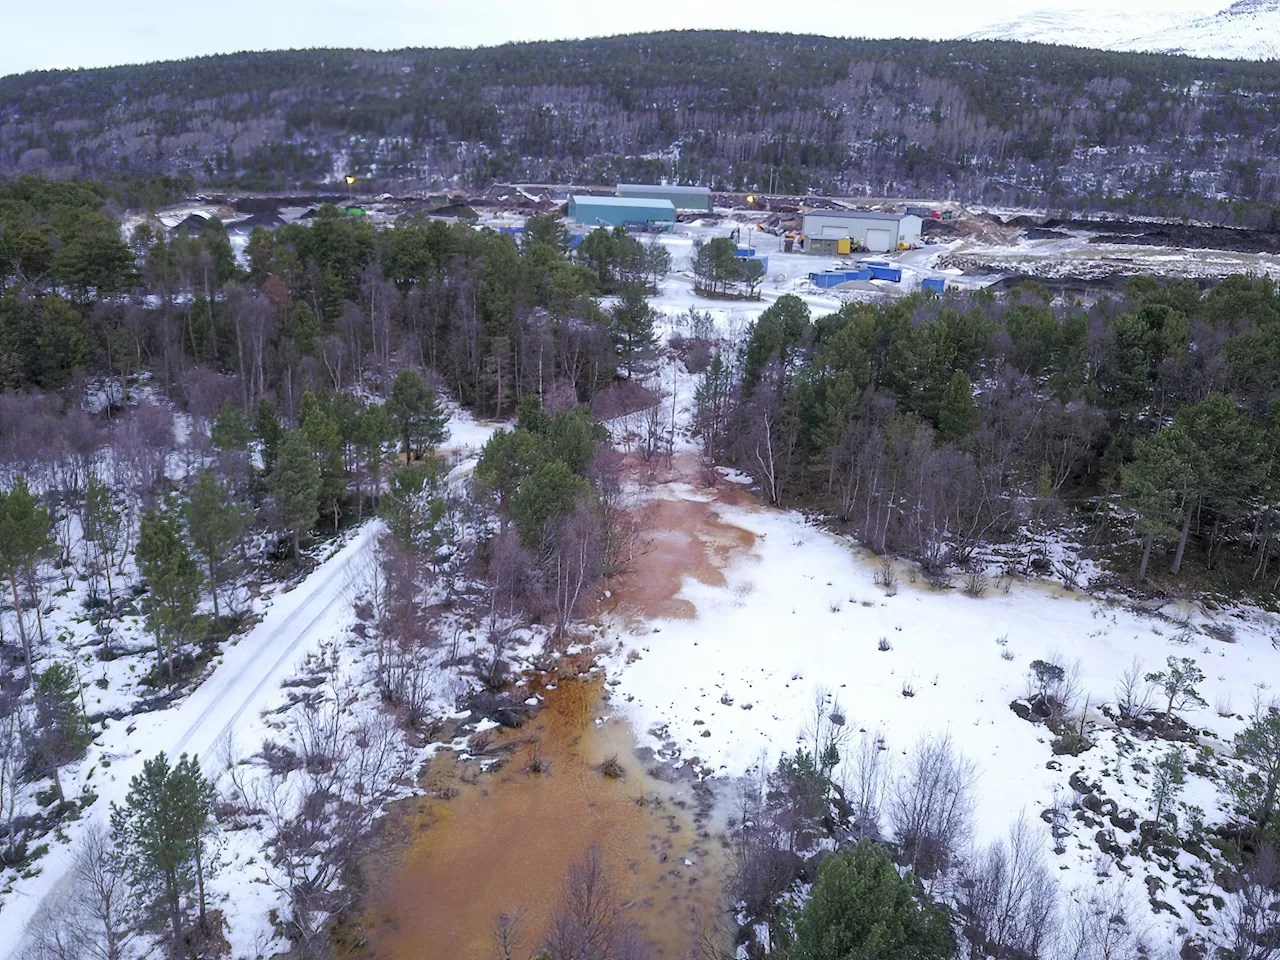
<box><xmin>4</xmin><ymin>0</ymin><xmax>1228</xmax><ymax>78</ymax></box>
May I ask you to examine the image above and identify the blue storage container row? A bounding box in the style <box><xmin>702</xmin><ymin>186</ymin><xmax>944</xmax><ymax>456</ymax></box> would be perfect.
<box><xmin>921</xmin><ymin>278</ymin><xmax>947</xmax><ymax>293</ymax></box>
<box><xmin>809</xmin><ymin>269</ymin><xmax>872</xmax><ymax>288</ymax></box>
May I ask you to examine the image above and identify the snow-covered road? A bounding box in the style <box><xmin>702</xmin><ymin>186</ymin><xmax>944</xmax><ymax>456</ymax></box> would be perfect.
<box><xmin>0</xmin><ymin>522</ymin><xmax>381</xmax><ymax>958</ymax></box>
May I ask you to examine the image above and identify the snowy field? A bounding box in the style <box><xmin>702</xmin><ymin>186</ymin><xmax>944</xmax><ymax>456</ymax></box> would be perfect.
<box><xmin>605</xmin><ymin>484</ymin><xmax>1280</xmax><ymax>941</ymax></box>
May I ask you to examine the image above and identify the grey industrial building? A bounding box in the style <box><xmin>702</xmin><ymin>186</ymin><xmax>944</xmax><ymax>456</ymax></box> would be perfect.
<box><xmin>616</xmin><ymin>183</ymin><xmax>713</xmax><ymax>213</ymax></box>
<box><xmin>801</xmin><ymin>211</ymin><xmax>923</xmax><ymax>255</ymax></box>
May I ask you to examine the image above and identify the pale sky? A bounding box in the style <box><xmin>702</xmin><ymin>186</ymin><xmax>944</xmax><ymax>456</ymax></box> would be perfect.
<box><xmin>3</xmin><ymin>0</ymin><xmax>1228</xmax><ymax>79</ymax></box>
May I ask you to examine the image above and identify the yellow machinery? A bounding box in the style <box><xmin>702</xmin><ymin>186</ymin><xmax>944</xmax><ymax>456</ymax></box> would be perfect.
<box><xmin>837</xmin><ymin>238</ymin><xmax>851</xmax><ymax>255</ymax></box>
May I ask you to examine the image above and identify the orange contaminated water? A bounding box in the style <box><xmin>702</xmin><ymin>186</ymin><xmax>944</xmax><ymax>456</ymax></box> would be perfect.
<box><xmin>352</xmin><ymin>678</ymin><xmax>728</xmax><ymax>960</ymax></box>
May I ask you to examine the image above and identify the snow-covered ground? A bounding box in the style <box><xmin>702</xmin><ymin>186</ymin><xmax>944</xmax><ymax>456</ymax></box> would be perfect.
<box><xmin>944</xmin><ymin>227</ymin><xmax>1280</xmax><ymax>281</ymax></box>
<box><xmin>0</xmin><ymin>525</ymin><xmax>381</xmax><ymax>960</ymax></box>
<box><xmin>605</xmin><ymin>485</ymin><xmax>1279</xmax><ymax>941</ymax></box>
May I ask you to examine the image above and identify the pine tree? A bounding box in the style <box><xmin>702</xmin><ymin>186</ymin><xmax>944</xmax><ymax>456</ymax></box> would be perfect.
<box><xmin>1120</xmin><ymin>428</ymin><xmax>1190</xmax><ymax>582</ymax></box>
<box><xmin>609</xmin><ymin>286</ymin><xmax>659</xmax><ymax>379</ymax></box>
<box><xmin>253</xmin><ymin>398</ymin><xmax>283</xmax><ymax>473</ymax></box>
<box><xmin>790</xmin><ymin>841</ymin><xmax>954</xmax><ymax>960</ymax></box>
<box><xmin>1150</xmin><ymin>746</ymin><xmax>1187</xmax><ymax>842</ymax></box>
<box><xmin>936</xmin><ymin>371</ymin><xmax>977</xmax><ymax>443</ymax></box>
<box><xmin>511</xmin><ymin>460</ymin><xmax>590</xmax><ymax>550</ymax></box>
<box><xmin>353</xmin><ymin>402</ymin><xmax>396</xmax><ymax>518</ymax></box>
<box><xmin>299</xmin><ymin>392</ymin><xmax>347</xmax><ymax>531</ymax></box>
<box><xmin>111</xmin><ymin>751</ymin><xmax>217</xmax><ymax>948</ymax></box>
<box><xmin>136</xmin><ymin>508</ymin><xmax>204</xmax><ymax>682</ymax></box>
<box><xmin>33</xmin><ymin>660</ymin><xmax>91</xmax><ymax>802</ymax></box>
<box><xmin>1228</xmin><ymin>711</ymin><xmax>1280</xmax><ymax>835</ymax></box>
<box><xmin>388</xmin><ymin>370</ymin><xmax>449</xmax><ymax>460</ymax></box>
<box><xmin>210</xmin><ymin>400</ymin><xmax>251</xmax><ymax>453</ymax></box>
<box><xmin>1170</xmin><ymin>395</ymin><xmax>1266</xmax><ymax>573</ymax></box>
<box><xmin>475</xmin><ymin>428</ymin><xmax>551</xmax><ymax>531</ymax></box>
<box><xmin>82</xmin><ymin>473</ymin><xmax>123</xmax><ymax>613</ymax></box>
<box><xmin>182</xmin><ymin>471</ymin><xmax>244</xmax><ymax>621</ymax></box>
<box><xmin>271</xmin><ymin>430</ymin><xmax>321</xmax><ymax>559</ymax></box>
<box><xmin>0</xmin><ymin>476</ymin><xmax>54</xmax><ymax>681</ymax></box>
<box><xmin>172</xmin><ymin>754</ymin><xmax>218</xmax><ymax>936</ymax></box>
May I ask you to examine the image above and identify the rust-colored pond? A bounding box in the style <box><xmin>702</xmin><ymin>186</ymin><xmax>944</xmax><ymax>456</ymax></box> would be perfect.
<box><xmin>349</xmin><ymin>678</ymin><xmax>727</xmax><ymax>960</ymax></box>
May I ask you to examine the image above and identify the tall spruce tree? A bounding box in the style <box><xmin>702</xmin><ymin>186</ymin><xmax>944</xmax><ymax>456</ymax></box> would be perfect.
<box><xmin>182</xmin><ymin>471</ymin><xmax>244</xmax><ymax>621</ymax></box>
<box><xmin>609</xmin><ymin>286</ymin><xmax>659</xmax><ymax>379</ymax></box>
<box><xmin>388</xmin><ymin>370</ymin><xmax>448</xmax><ymax>460</ymax></box>
<box><xmin>136</xmin><ymin>508</ymin><xmax>203</xmax><ymax>682</ymax></box>
<box><xmin>271</xmin><ymin>430</ymin><xmax>321</xmax><ymax>559</ymax></box>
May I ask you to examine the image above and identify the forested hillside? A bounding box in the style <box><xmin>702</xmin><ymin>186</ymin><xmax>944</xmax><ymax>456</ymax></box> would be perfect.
<box><xmin>3</xmin><ymin>33</ymin><xmax>1280</xmax><ymax>223</ymax></box>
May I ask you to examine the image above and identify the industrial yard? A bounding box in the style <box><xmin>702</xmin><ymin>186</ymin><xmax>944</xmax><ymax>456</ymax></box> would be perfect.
<box><xmin>129</xmin><ymin>183</ymin><xmax>1280</xmax><ymax>307</ymax></box>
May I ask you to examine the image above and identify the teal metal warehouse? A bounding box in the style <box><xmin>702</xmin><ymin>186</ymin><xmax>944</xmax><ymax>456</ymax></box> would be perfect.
<box><xmin>567</xmin><ymin>195</ymin><xmax>676</xmax><ymax>230</ymax></box>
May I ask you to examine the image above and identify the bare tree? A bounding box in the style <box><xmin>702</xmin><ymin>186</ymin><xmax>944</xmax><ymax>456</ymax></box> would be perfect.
<box><xmin>1216</xmin><ymin>845</ymin><xmax>1280</xmax><ymax>960</ymax></box>
<box><xmin>24</xmin><ymin>824</ymin><xmax>138</xmax><ymax>960</ymax></box>
<box><xmin>543</xmin><ymin>845</ymin><xmax>651</xmax><ymax>960</ymax></box>
<box><xmin>1056</xmin><ymin>882</ymin><xmax>1150</xmax><ymax>960</ymax></box>
<box><xmin>221</xmin><ymin>671</ymin><xmax>408</xmax><ymax>954</ymax></box>
<box><xmin>958</xmin><ymin>814</ymin><xmax>1058</xmax><ymax>959</ymax></box>
<box><xmin>491</xmin><ymin>908</ymin><xmax>528</xmax><ymax>960</ymax></box>
<box><xmin>551</xmin><ymin>501</ymin><xmax>604</xmax><ymax>640</ymax></box>
<box><xmin>890</xmin><ymin>734</ymin><xmax>978</xmax><ymax>879</ymax></box>
<box><xmin>0</xmin><ymin>703</ymin><xmax>29</xmax><ymax>865</ymax></box>
<box><xmin>803</xmin><ymin>685</ymin><xmax>851</xmax><ymax>773</ymax></box>
<box><xmin>374</xmin><ymin>538</ymin><xmax>442</xmax><ymax>725</ymax></box>
<box><xmin>839</xmin><ymin>728</ymin><xmax>890</xmax><ymax>840</ymax></box>
<box><xmin>1113</xmin><ymin>659</ymin><xmax>1154</xmax><ymax>727</ymax></box>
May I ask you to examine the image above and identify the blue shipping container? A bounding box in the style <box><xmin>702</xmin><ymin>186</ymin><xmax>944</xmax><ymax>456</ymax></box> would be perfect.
<box><xmin>922</xmin><ymin>278</ymin><xmax>946</xmax><ymax>293</ymax></box>
<box><xmin>867</xmin><ymin>264</ymin><xmax>902</xmax><ymax>282</ymax></box>
<box><xmin>809</xmin><ymin>269</ymin><xmax>871</xmax><ymax>288</ymax></box>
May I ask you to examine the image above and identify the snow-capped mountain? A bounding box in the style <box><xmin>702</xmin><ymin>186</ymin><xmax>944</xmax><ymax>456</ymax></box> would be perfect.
<box><xmin>966</xmin><ymin>0</ymin><xmax>1280</xmax><ymax>60</ymax></box>
<box><xmin>962</xmin><ymin>9</ymin><xmax>1181</xmax><ymax>50</ymax></box>
<box><xmin>1118</xmin><ymin>0</ymin><xmax>1280</xmax><ymax>59</ymax></box>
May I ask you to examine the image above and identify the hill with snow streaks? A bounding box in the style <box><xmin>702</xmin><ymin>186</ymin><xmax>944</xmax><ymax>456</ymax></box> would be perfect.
<box><xmin>968</xmin><ymin>0</ymin><xmax>1280</xmax><ymax>60</ymax></box>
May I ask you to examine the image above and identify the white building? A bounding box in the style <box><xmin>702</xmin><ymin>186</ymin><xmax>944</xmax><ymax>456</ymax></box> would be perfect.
<box><xmin>801</xmin><ymin>211</ymin><xmax>923</xmax><ymax>254</ymax></box>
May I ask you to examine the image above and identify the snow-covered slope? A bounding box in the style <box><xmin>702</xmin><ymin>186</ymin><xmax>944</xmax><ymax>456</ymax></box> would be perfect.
<box><xmin>966</xmin><ymin>0</ymin><xmax>1280</xmax><ymax>60</ymax></box>
<box><xmin>962</xmin><ymin>9</ymin><xmax>1178</xmax><ymax>50</ymax></box>
<box><xmin>1118</xmin><ymin>0</ymin><xmax>1280</xmax><ymax>59</ymax></box>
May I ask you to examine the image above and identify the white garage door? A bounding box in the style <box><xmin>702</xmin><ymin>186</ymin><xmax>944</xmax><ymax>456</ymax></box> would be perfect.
<box><xmin>865</xmin><ymin>228</ymin><xmax>893</xmax><ymax>252</ymax></box>
<box><xmin>820</xmin><ymin>224</ymin><xmax>848</xmax><ymax>239</ymax></box>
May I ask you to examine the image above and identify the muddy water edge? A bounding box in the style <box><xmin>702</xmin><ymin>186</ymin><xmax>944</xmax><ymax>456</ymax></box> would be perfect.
<box><xmin>346</xmin><ymin>674</ymin><xmax>729</xmax><ymax>960</ymax></box>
